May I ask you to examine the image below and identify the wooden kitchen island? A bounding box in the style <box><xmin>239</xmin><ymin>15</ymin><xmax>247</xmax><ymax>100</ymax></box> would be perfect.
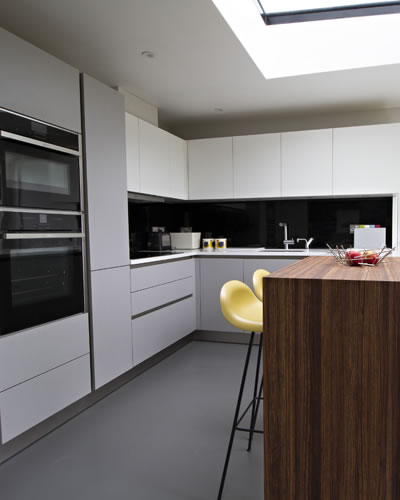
<box><xmin>263</xmin><ymin>256</ymin><xmax>400</xmax><ymax>500</ymax></box>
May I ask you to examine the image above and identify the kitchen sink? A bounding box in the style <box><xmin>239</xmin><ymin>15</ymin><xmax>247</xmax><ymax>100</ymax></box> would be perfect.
<box><xmin>259</xmin><ymin>248</ymin><xmax>308</xmax><ymax>253</ymax></box>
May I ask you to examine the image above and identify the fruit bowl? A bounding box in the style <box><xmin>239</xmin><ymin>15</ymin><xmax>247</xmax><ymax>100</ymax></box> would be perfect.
<box><xmin>326</xmin><ymin>244</ymin><xmax>394</xmax><ymax>266</ymax></box>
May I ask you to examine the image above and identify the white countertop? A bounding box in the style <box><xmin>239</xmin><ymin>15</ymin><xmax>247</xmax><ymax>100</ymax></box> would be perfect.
<box><xmin>130</xmin><ymin>247</ymin><xmax>332</xmax><ymax>266</ymax></box>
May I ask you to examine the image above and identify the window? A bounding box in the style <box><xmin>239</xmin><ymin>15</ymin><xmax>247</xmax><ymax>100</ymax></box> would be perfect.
<box><xmin>256</xmin><ymin>0</ymin><xmax>400</xmax><ymax>24</ymax></box>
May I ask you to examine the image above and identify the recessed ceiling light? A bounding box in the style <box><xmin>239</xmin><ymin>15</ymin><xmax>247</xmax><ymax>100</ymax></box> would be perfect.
<box><xmin>214</xmin><ymin>108</ymin><xmax>224</xmax><ymax>112</ymax></box>
<box><xmin>141</xmin><ymin>51</ymin><xmax>155</xmax><ymax>58</ymax></box>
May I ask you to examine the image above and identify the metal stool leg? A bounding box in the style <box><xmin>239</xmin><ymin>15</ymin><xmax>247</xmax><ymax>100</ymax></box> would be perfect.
<box><xmin>247</xmin><ymin>332</ymin><xmax>263</xmax><ymax>451</ymax></box>
<box><xmin>254</xmin><ymin>374</ymin><xmax>264</xmax><ymax>426</ymax></box>
<box><xmin>217</xmin><ymin>331</ymin><xmax>255</xmax><ymax>500</ymax></box>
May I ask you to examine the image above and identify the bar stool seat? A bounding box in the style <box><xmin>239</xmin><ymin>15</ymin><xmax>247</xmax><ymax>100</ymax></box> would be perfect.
<box><xmin>217</xmin><ymin>280</ymin><xmax>264</xmax><ymax>500</ymax></box>
<box><xmin>253</xmin><ymin>268</ymin><xmax>271</xmax><ymax>301</ymax></box>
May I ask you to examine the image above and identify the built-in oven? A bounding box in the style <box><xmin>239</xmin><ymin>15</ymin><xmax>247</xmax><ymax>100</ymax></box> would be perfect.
<box><xmin>0</xmin><ymin>210</ymin><xmax>86</xmax><ymax>336</ymax></box>
<box><xmin>0</xmin><ymin>108</ymin><xmax>82</xmax><ymax>211</ymax></box>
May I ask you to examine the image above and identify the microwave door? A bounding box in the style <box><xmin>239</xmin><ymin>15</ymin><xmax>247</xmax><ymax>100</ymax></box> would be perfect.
<box><xmin>0</xmin><ymin>134</ymin><xmax>81</xmax><ymax>211</ymax></box>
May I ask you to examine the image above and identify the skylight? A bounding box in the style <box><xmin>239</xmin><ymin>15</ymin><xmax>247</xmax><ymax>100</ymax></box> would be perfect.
<box><xmin>257</xmin><ymin>0</ymin><xmax>400</xmax><ymax>24</ymax></box>
<box><xmin>212</xmin><ymin>0</ymin><xmax>400</xmax><ymax>78</ymax></box>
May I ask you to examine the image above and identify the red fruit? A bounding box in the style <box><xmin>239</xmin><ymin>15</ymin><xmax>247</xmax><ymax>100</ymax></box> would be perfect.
<box><xmin>363</xmin><ymin>250</ymin><xmax>379</xmax><ymax>265</ymax></box>
<box><xmin>345</xmin><ymin>249</ymin><xmax>362</xmax><ymax>266</ymax></box>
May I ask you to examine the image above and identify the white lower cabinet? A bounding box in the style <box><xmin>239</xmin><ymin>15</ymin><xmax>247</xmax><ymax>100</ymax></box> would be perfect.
<box><xmin>90</xmin><ymin>266</ymin><xmax>133</xmax><ymax>389</ymax></box>
<box><xmin>0</xmin><ymin>314</ymin><xmax>90</xmax><ymax>393</ymax></box>
<box><xmin>0</xmin><ymin>354</ymin><xmax>91</xmax><ymax>444</ymax></box>
<box><xmin>130</xmin><ymin>259</ymin><xmax>196</xmax><ymax>365</ymax></box>
<box><xmin>132</xmin><ymin>296</ymin><xmax>195</xmax><ymax>366</ymax></box>
<box><xmin>199</xmin><ymin>258</ymin><xmax>244</xmax><ymax>333</ymax></box>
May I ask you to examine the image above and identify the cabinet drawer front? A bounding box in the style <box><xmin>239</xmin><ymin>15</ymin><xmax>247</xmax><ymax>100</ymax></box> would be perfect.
<box><xmin>0</xmin><ymin>354</ymin><xmax>91</xmax><ymax>443</ymax></box>
<box><xmin>0</xmin><ymin>314</ymin><xmax>90</xmax><ymax>393</ymax></box>
<box><xmin>131</xmin><ymin>277</ymin><xmax>193</xmax><ymax>316</ymax></box>
<box><xmin>130</xmin><ymin>259</ymin><xmax>193</xmax><ymax>292</ymax></box>
<box><xmin>132</xmin><ymin>297</ymin><xmax>195</xmax><ymax>365</ymax></box>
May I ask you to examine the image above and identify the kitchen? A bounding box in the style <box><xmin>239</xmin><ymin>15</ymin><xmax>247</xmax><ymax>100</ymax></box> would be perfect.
<box><xmin>1</xmin><ymin>1</ymin><xmax>400</xmax><ymax>499</ymax></box>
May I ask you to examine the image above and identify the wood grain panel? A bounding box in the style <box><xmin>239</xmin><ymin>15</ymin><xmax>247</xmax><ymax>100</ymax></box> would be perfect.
<box><xmin>263</xmin><ymin>257</ymin><xmax>400</xmax><ymax>500</ymax></box>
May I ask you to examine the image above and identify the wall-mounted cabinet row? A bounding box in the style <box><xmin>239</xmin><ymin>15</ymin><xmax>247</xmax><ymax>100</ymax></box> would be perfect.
<box><xmin>186</xmin><ymin>123</ymin><xmax>400</xmax><ymax>200</ymax></box>
<box><xmin>126</xmin><ymin>114</ymin><xmax>188</xmax><ymax>199</ymax></box>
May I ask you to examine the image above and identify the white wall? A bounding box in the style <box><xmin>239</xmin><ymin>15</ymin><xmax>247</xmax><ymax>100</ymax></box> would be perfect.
<box><xmin>118</xmin><ymin>87</ymin><xmax>158</xmax><ymax>126</ymax></box>
<box><xmin>164</xmin><ymin>107</ymin><xmax>400</xmax><ymax>140</ymax></box>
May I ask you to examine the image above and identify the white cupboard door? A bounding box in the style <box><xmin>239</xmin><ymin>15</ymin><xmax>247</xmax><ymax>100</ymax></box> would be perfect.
<box><xmin>333</xmin><ymin>124</ymin><xmax>400</xmax><ymax>195</ymax></box>
<box><xmin>168</xmin><ymin>133</ymin><xmax>188</xmax><ymax>199</ymax></box>
<box><xmin>0</xmin><ymin>28</ymin><xmax>81</xmax><ymax>132</ymax></box>
<box><xmin>125</xmin><ymin>113</ymin><xmax>140</xmax><ymax>192</ymax></box>
<box><xmin>139</xmin><ymin>119</ymin><xmax>169</xmax><ymax>196</ymax></box>
<box><xmin>233</xmin><ymin>133</ymin><xmax>281</xmax><ymax>198</ymax></box>
<box><xmin>281</xmin><ymin>129</ymin><xmax>333</xmax><ymax>197</ymax></box>
<box><xmin>90</xmin><ymin>266</ymin><xmax>133</xmax><ymax>389</ymax></box>
<box><xmin>82</xmin><ymin>74</ymin><xmax>130</xmax><ymax>271</ymax></box>
<box><xmin>188</xmin><ymin>137</ymin><xmax>233</xmax><ymax>199</ymax></box>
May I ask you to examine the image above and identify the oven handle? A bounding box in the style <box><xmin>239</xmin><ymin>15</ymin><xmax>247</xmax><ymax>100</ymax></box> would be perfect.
<box><xmin>0</xmin><ymin>130</ymin><xmax>80</xmax><ymax>156</ymax></box>
<box><xmin>1</xmin><ymin>232</ymin><xmax>84</xmax><ymax>240</ymax></box>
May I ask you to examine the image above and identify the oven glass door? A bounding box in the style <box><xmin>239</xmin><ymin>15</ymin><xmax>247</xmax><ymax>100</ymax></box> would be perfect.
<box><xmin>0</xmin><ymin>235</ymin><xmax>85</xmax><ymax>336</ymax></box>
<box><xmin>0</xmin><ymin>138</ymin><xmax>81</xmax><ymax>211</ymax></box>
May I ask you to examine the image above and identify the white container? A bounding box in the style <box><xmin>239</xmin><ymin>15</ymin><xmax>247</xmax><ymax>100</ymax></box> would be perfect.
<box><xmin>170</xmin><ymin>232</ymin><xmax>201</xmax><ymax>250</ymax></box>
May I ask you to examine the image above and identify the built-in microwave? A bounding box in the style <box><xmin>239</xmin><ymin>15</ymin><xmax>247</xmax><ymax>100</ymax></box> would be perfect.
<box><xmin>0</xmin><ymin>108</ymin><xmax>82</xmax><ymax>212</ymax></box>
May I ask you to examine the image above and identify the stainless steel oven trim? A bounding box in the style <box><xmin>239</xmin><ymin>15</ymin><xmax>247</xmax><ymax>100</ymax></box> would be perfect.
<box><xmin>0</xmin><ymin>207</ymin><xmax>82</xmax><ymax>215</ymax></box>
<box><xmin>2</xmin><ymin>232</ymin><xmax>84</xmax><ymax>240</ymax></box>
<box><xmin>0</xmin><ymin>130</ymin><xmax>81</xmax><ymax>156</ymax></box>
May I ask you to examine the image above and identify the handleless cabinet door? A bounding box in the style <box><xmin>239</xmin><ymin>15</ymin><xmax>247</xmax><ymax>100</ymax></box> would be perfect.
<box><xmin>333</xmin><ymin>123</ymin><xmax>400</xmax><ymax>195</ymax></box>
<box><xmin>168</xmin><ymin>133</ymin><xmax>188</xmax><ymax>199</ymax></box>
<box><xmin>0</xmin><ymin>28</ymin><xmax>81</xmax><ymax>132</ymax></box>
<box><xmin>282</xmin><ymin>129</ymin><xmax>333</xmax><ymax>197</ymax></box>
<box><xmin>233</xmin><ymin>133</ymin><xmax>281</xmax><ymax>198</ymax></box>
<box><xmin>188</xmin><ymin>137</ymin><xmax>233</xmax><ymax>199</ymax></box>
<box><xmin>82</xmin><ymin>74</ymin><xmax>130</xmax><ymax>271</ymax></box>
<box><xmin>125</xmin><ymin>113</ymin><xmax>140</xmax><ymax>193</ymax></box>
<box><xmin>199</xmin><ymin>258</ymin><xmax>244</xmax><ymax>332</ymax></box>
<box><xmin>139</xmin><ymin>119</ymin><xmax>170</xmax><ymax>196</ymax></box>
<box><xmin>90</xmin><ymin>266</ymin><xmax>133</xmax><ymax>389</ymax></box>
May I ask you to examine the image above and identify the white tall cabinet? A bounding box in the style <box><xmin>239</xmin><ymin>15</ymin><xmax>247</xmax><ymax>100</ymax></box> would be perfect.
<box><xmin>333</xmin><ymin>123</ymin><xmax>400</xmax><ymax>195</ymax></box>
<box><xmin>82</xmin><ymin>74</ymin><xmax>133</xmax><ymax>389</ymax></box>
<box><xmin>233</xmin><ymin>133</ymin><xmax>281</xmax><ymax>198</ymax></box>
<box><xmin>188</xmin><ymin>137</ymin><xmax>233</xmax><ymax>199</ymax></box>
<box><xmin>281</xmin><ymin>129</ymin><xmax>333</xmax><ymax>197</ymax></box>
<box><xmin>168</xmin><ymin>133</ymin><xmax>188</xmax><ymax>199</ymax></box>
<box><xmin>0</xmin><ymin>28</ymin><xmax>81</xmax><ymax>132</ymax></box>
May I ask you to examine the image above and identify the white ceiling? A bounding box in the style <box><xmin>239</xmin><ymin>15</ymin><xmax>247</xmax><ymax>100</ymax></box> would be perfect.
<box><xmin>1</xmin><ymin>0</ymin><xmax>400</xmax><ymax>127</ymax></box>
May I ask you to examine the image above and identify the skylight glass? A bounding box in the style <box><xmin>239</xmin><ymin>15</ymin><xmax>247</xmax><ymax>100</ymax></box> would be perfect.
<box><xmin>259</xmin><ymin>0</ymin><xmax>398</xmax><ymax>14</ymax></box>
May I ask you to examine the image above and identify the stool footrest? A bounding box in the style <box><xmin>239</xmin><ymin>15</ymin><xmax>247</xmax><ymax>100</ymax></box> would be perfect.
<box><xmin>236</xmin><ymin>396</ymin><xmax>264</xmax><ymax>426</ymax></box>
<box><xmin>236</xmin><ymin>427</ymin><xmax>264</xmax><ymax>434</ymax></box>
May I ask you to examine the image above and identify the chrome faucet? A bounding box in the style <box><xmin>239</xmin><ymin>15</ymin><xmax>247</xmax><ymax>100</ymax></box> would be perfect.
<box><xmin>297</xmin><ymin>237</ymin><xmax>314</xmax><ymax>249</ymax></box>
<box><xmin>279</xmin><ymin>222</ymin><xmax>295</xmax><ymax>249</ymax></box>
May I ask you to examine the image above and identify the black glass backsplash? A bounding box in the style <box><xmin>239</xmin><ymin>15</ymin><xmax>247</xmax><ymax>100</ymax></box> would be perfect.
<box><xmin>128</xmin><ymin>197</ymin><xmax>393</xmax><ymax>249</ymax></box>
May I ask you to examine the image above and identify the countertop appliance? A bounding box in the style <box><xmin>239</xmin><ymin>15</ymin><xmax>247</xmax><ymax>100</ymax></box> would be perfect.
<box><xmin>0</xmin><ymin>210</ymin><xmax>86</xmax><ymax>336</ymax></box>
<box><xmin>0</xmin><ymin>107</ymin><xmax>82</xmax><ymax>212</ymax></box>
<box><xmin>147</xmin><ymin>231</ymin><xmax>172</xmax><ymax>251</ymax></box>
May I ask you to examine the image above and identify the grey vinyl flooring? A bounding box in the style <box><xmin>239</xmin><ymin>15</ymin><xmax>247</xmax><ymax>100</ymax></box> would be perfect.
<box><xmin>0</xmin><ymin>340</ymin><xmax>264</xmax><ymax>500</ymax></box>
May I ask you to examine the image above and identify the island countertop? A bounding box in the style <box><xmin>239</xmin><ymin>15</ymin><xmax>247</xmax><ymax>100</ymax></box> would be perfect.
<box><xmin>262</xmin><ymin>255</ymin><xmax>400</xmax><ymax>500</ymax></box>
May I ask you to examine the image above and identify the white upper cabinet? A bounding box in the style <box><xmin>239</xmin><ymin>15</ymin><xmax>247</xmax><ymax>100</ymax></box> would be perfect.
<box><xmin>333</xmin><ymin>123</ymin><xmax>400</xmax><ymax>195</ymax></box>
<box><xmin>125</xmin><ymin>113</ymin><xmax>140</xmax><ymax>193</ymax></box>
<box><xmin>168</xmin><ymin>133</ymin><xmax>188</xmax><ymax>199</ymax></box>
<box><xmin>233</xmin><ymin>133</ymin><xmax>281</xmax><ymax>198</ymax></box>
<box><xmin>138</xmin><ymin>119</ymin><xmax>169</xmax><ymax>197</ymax></box>
<box><xmin>188</xmin><ymin>137</ymin><xmax>233</xmax><ymax>199</ymax></box>
<box><xmin>281</xmin><ymin>129</ymin><xmax>333</xmax><ymax>197</ymax></box>
<box><xmin>0</xmin><ymin>28</ymin><xmax>81</xmax><ymax>132</ymax></box>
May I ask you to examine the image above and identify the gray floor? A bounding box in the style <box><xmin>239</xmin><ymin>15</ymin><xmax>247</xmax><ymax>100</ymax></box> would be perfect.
<box><xmin>0</xmin><ymin>341</ymin><xmax>264</xmax><ymax>500</ymax></box>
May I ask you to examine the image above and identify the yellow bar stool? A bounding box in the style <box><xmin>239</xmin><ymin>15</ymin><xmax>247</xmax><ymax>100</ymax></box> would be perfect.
<box><xmin>217</xmin><ymin>280</ymin><xmax>264</xmax><ymax>500</ymax></box>
<box><xmin>253</xmin><ymin>268</ymin><xmax>271</xmax><ymax>301</ymax></box>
